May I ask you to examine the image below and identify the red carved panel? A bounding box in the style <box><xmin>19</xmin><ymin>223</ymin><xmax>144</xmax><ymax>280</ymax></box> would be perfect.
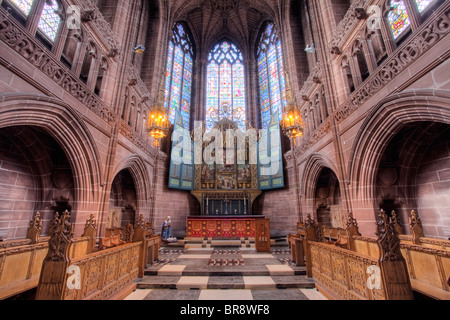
<box><xmin>186</xmin><ymin>218</ymin><xmax>257</xmax><ymax>238</ymax></box>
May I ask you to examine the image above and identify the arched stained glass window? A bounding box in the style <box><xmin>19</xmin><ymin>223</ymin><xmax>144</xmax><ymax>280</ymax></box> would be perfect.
<box><xmin>257</xmin><ymin>23</ymin><xmax>287</xmax><ymax>129</ymax></box>
<box><xmin>387</xmin><ymin>0</ymin><xmax>411</xmax><ymax>40</ymax></box>
<box><xmin>165</xmin><ymin>22</ymin><xmax>194</xmax><ymax>130</ymax></box>
<box><xmin>206</xmin><ymin>41</ymin><xmax>246</xmax><ymax>131</ymax></box>
<box><xmin>38</xmin><ymin>0</ymin><xmax>61</xmax><ymax>41</ymax></box>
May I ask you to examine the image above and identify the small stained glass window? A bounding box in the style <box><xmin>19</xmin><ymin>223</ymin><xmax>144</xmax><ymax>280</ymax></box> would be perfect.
<box><xmin>37</xmin><ymin>0</ymin><xmax>61</xmax><ymax>41</ymax></box>
<box><xmin>414</xmin><ymin>0</ymin><xmax>434</xmax><ymax>14</ymax></box>
<box><xmin>206</xmin><ymin>41</ymin><xmax>246</xmax><ymax>131</ymax></box>
<box><xmin>165</xmin><ymin>22</ymin><xmax>194</xmax><ymax>130</ymax></box>
<box><xmin>9</xmin><ymin>0</ymin><xmax>33</xmax><ymax>16</ymax></box>
<box><xmin>257</xmin><ymin>22</ymin><xmax>287</xmax><ymax>129</ymax></box>
<box><xmin>387</xmin><ymin>0</ymin><xmax>411</xmax><ymax>40</ymax></box>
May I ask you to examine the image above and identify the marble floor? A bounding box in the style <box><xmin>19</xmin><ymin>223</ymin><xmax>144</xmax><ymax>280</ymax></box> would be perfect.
<box><xmin>126</xmin><ymin>244</ymin><xmax>327</xmax><ymax>301</ymax></box>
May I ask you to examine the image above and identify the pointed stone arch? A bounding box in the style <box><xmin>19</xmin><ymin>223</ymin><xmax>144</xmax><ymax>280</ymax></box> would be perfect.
<box><xmin>0</xmin><ymin>94</ymin><xmax>104</xmax><ymax>225</ymax></box>
<box><xmin>301</xmin><ymin>153</ymin><xmax>341</xmax><ymax>221</ymax></box>
<box><xmin>347</xmin><ymin>89</ymin><xmax>450</xmax><ymax>236</ymax></box>
<box><xmin>111</xmin><ymin>155</ymin><xmax>153</xmax><ymax>219</ymax></box>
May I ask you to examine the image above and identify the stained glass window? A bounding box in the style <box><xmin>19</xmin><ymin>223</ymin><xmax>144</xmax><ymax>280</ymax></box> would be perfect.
<box><xmin>8</xmin><ymin>0</ymin><xmax>61</xmax><ymax>42</ymax></box>
<box><xmin>387</xmin><ymin>0</ymin><xmax>411</xmax><ymax>40</ymax></box>
<box><xmin>415</xmin><ymin>0</ymin><xmax>434</xmax><ymax>13</ymax></box>
<box><xmin>257</xmin><ymin>23</ymin><xmax>287</xmax><ymax>129</ymax></box>
<box><xmin>165</xmin><ymin>23</ymin><xmax>194</xmax><ymax>130</ymax></box>
<box><xmin>37</xmin><ymin>0</ymin><xmax>61</xmax><ymax>41</ymax></box>
<box><xmin>9</xmin><ymin>0</ymin><xmax>33</xmax><ymax>16</ymax></box>
<box><xmin>206</xmin><ymin>41</ymin><xmax>246</xmax><ymax>131</ymax></box>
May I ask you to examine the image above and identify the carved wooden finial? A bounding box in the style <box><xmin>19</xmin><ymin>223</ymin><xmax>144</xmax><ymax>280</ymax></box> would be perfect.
<box><xmin>27</xmin><ymin>212</ymin><xmax>43</xmax><ymax>244</ymax></box>
<box><xmin>121</xmin><ymin>224</ymin><xmax>135</xmax><ymax>243</ymax></box>
<box><xmin>36</xmin><ymin>211</ymin><xmax>74</xmax><ymax>300</ymax></box>
<box><xmin>305</xmin><ymin>214</ymin><xmax>315</xmax><ymax>227</ymax></box>
<box><xmin>391</xmin><ymin>210</ymin><xmax>403</xmax><ymax>235</ymax></box>
<box><xmin>409</xmin><ymin>210</ymin><xmax>425</xmax><ymax>245</ymax></box>
<box><xmin>30</xmin><ymin>212</ymin><xmax>43</xmax><ymax>230</ymax></box>
<box><xmin>84</xmin><ymin>214</ymin><xmax>98</xmax><ymax>230</ymax></box>
<box><xmin>82</xmin><ymin>214</ymin><xmax>97</xmax><ymax>253</ymax></box>
<box><xmin>376</xmin><ymin>209</ymin><xmax>403</xmax><ymax>262</ymax></box>
<box><xmin>304</xmin><ymin>214</ymin><xmax>318</xmax><ymax>242</ymax></box>
<box><xmin>45</xmin><ymin>211</ymin><xmax>74</xmax><ymax>263</ymax></box>
<box><xmin>135</xmin><ymin>214</ymin><xmax>146</xmax><ymax>230</ymax></box>
<box><xmin>346</xmin><ymin>211</ymin><xmax>361</xmax><ymax>237</ymax></box>
<box><xmin>48</xmin><ymin>212</ymin><xmax>60</xmax><ymax>237</ymax></box>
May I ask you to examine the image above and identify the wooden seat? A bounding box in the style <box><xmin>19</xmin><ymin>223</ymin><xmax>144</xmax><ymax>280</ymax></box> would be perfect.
<box><xmin>111</xmin><ymin>235</ymin><xmax>124</xmax><ymax>246</ymax></box>
<box><xmin>100</xmin><ymin>237</ymin><xmax>114</xmax><ymax>249</ymax></box>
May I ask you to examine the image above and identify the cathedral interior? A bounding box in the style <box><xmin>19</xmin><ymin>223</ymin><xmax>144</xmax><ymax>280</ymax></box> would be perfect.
<box><xmin>0</xmin><ymin>0</ymin><xmax>449</xmax><ymax>303</ymax></box>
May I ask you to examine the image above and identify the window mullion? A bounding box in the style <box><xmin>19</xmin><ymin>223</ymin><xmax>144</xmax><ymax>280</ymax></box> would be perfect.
<box><xmin>275</xmin><ymin>40</ymin><xmax>284</xmax><ymax>117</ymax></box>
<box><xmin>404</xmin><ymin>0</ymin><xmax>422</xmax><ymax>30</ymax></box>
<box><xmin>265</xmin><ymin>52</ymin><xmax>273</xmax><ymax>118</ymax></box>
<box><xmin>179</xmin><ymin>52</ymin><xmax>186</xmax><ymax>116</ymax></box>
<box><xmin>231</xmin><ymin>59</ymin><xmax>234</xmax><ymax>122</ymax></box>
<box><xmin>26</xmin><ymin>0</ymin><xmax>45</xmax><ymax>36</ymax></box>
<box><xmin>167</xmin><ymin>43</ymin><xmax>176</xmax><ymax>113</ymax></box>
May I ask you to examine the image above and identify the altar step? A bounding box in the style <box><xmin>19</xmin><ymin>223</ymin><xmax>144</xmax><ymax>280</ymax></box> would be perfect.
<box><xmin>137</xmin><ymin>244</ymin><xmax>315</xmax><ymax>292</ymax></box>
<box><xmin>179</xmin><ymin>238</ymin><xmax>255</xmax><ymax>249</ymax></box>
<box><xmin>137</xmin><ymin>274</ymin><xmax>315</xmax><ymax>290</ymax></box>
<box><xmin>176</xmin><ymin>237</ymin><xmax>288</xmax><ymax>249</ymax></box>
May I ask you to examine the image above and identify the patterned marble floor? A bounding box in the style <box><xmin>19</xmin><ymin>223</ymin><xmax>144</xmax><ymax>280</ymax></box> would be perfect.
<box><xmin>126</xmin><ymin>245</ymin><xmax>327</xmax><ymax>301</ymax></box>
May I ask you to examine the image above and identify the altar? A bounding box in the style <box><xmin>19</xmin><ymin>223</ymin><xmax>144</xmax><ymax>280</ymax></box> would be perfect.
<box><xmin>168</xmin><ymin>106</ymin><xmax>284</xmax><ymax>250</ymax></box>
<box><xmin>186</xmin><ymin>215</ymin><xmax>265</xmax><ymax>238</ymax></box>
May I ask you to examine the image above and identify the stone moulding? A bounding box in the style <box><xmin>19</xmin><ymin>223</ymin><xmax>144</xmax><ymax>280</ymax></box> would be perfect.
<box><xmin>79</xmin><ymin>0</ymin><xmax>121</xmax><ymax>57</ymax></box>
<box><xmin>334</xmin><ymin>4</ymin><xmax>450</xmax><ymax>124</ymax></box>
<box><xmin>328</xmin><ymin>0</ymin><xmax>367</xmax><ymax>54</ymax></box>
<box><xmin>0</xmin><ymin>8</ymin><xmax>159</xmax><ymax>159</ymax></box>
<box><xmin>0</xmin><ymin>8</ymin><xmax>117</xmax><ymax>125</ymax></box>
<box><xmin>295</xmin><ymin>118</ymin><xmax>332</xmax><ymax>156</ymax></box>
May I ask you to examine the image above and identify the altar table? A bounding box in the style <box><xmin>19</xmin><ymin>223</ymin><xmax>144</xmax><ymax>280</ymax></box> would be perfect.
<box><xmin>186</xmin><ymin>216</ymin><xmax>265</xmax><ymax>238</ymax></box>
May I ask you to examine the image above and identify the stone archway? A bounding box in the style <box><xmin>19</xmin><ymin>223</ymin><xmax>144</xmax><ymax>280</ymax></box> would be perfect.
<box><xmin>0</xmin><ymin>94</ymin><xmax>103</xmax><ymax>236</ymax></box>
<box><xmin>109</xmin><ymin>169</ymin><xmax>138</xmax><ymax>229</ymax></box>
<box><xmin>103</xmin><ymin>155</ymin><xmax>153</xmax><ymax>234</ymax></box>
<box><xmin>0</xmin><ymin>126</ymin><xmax>74</xmax><ymax>240</ymax></box>
<box><xmin>301</xmin><ymin>153</ymin><xmax>344</xmax><ymax>225</ymax></box>
<box><xmin>348</xmin><ymin>90</ymin><xmax>450</xmax><ymax>237</ymax></box>
<box><xmin>374</xmin><ymin>122</ymin><xmax>450</xmax><ymax>238</ymax></box>
<box><xmin>314</xmin><ymin>168</ymin><xmax>343</xmax><ymax>228</ymax></box>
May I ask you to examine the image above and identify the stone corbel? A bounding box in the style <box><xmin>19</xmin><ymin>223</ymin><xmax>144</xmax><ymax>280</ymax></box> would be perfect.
<box><xmin>313</xmin><ymin>76</ymin><xmax>321</xmax><ymax>84</ymax></box>
<box><xmin>331</xmin><ymin>46</ymin><xmax>342</xmax><ymax>55</ymax></box>
<box><xmin>81</xmin><ymin>9</ymin><xmax>96</xmax><ymax>22</ymax></box>
<box><xmin>354</xmin><ymin>7</ymin><xmax>368</xmax><ymax>20</ymax></box>
<box><xmin>108</xmin><ymin>47</ymin><xmax>119</xmax><ymax>58</ymax></box>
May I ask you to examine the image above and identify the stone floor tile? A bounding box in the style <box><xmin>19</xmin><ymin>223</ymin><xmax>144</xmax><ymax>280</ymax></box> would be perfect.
<box><xmin>177</xmin><ymin>276</ymin><xmax>210</xmax><ymax>289</ymax></box>
<box><xmin>242</xmin><ymin>254</ymin><xmax>275</xmax><ymax>259</ymax></box>
<box><xmin>158</xmin><ymin>265</ymin><xmax>186</xmax><ymax>275</ymax></box>
<box><xmin>251</xmin><ymin>289</ymin><xmax>309</xmax><ymax>301</ymax></box>
<box><xmin>300</xmin><ymin>289</ymin><xmax>328</xmax><ymax>300</ymax></box>
<box><xmin>198</xmin><ymin>289</ymin><xmax>253</xmax><ymax>300</ymax></box>
<box><xmin>177</xmin><ymin>254</ymin><xmax>212</xmax><ymax>259</ymax></box>
<box><xmin>243</xmin><ymin>276</ymin><xmax>276</xmax><ymax>289</ymax></box>
<box><xmin>124</xmin><ymin>289</ymin><xmax>153</xmax><ymax>300</ymax></box>
<box><xmin>143</xmin><ymin>289</ymin><xmax>201</xmax><ymax>301</ymax></box>
<box><xmin>266</xmin><ymin>265</ymin><xmax>295</xmax><ymax>276</ymax></box>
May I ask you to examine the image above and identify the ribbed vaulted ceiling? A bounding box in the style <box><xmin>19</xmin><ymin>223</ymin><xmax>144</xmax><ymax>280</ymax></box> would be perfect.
<box><xmin>167</xmin><ymin>0</ymin><xmax>279</xmax><ymax>56</ymax></box>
